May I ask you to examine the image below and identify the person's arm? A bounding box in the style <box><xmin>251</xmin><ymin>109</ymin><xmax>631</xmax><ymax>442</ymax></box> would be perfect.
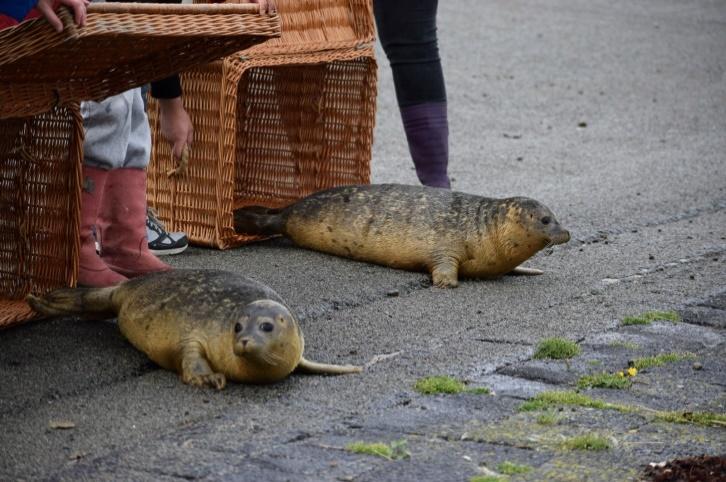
<box><xmin>123</xmin><ymin>0</ymin><xmax>192</xmax><ymax>158</ymax></box>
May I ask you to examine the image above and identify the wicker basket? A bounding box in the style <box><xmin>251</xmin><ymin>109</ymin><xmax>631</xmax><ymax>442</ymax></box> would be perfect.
<box><xmin>0</xmin><ymin>2</ymin><xmax>281</xmax><ymax>119</ymax></box>
<box><xmin>146</xmin><ymin>0</ymin><xmax>377</xmax><ymax>248</ymax></box>
<box><xmin>0</xmin><ymin>105</ymin><xmax>82</xmax><ymax>329</ymax></box>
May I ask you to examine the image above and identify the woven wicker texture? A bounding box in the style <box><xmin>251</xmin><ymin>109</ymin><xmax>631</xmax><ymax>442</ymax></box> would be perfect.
<box><xmin>0</xmin><ymin>105</ymin><xmax>82</xmax><ymax>329</ymax></box>
<box><xmin>147</xmin><ymin>0</ymin><xmax>377</xmax><ymax>248</ymax></box>
<box><xmin>0</xmin><ymin>3</ymin><xmax>281</xmax><ymax>119</ymax></box>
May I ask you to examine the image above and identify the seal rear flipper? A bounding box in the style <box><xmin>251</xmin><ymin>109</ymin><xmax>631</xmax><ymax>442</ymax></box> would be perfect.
<box><xmin>233</xmin><ymin>205</ymin><xmax>285</xmax><ymax>236</ymax></box>
<box><xmin>508</xmin><ymin>266</ymin><xmax>544</xmax><ymax>276</ymax></box>
<box><xmin>295</xmin><ymin>357</ymin><xmax>363</xmax><ymax>375</ymax></box>
<box><xmin>26</xmin><ymin>287</ymin><xmax>118</xmax><ymax>319</ymax></box>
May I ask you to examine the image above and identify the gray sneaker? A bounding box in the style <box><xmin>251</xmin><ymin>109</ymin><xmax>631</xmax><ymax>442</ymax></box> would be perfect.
<box><xmin>146</xmin><ymin>208</ymin><xmax>188</xmax><ymax>256</ymax></box>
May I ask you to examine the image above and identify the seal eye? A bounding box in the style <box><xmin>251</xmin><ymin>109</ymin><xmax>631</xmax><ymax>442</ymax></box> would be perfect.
<box><xmin>259</xmin><ymin>322</ymin><xmax>274</xmax><ymax>333</ymax></box>
<box><xmin>541</xmin><ymin>216</ymin><xmax>551</xmax><ymax>225</ymax></box>
<box><xmin>234</xmin><ymin>322</ymin><xmax>243</xmax><ymax>333</ymax></box>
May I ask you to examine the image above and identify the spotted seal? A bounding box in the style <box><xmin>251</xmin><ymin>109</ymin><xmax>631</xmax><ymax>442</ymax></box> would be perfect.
<box><xmin>234</xmin><ymin>184</ymin><xmax>570</xmax><ymax>288</ymax></box>
<box><xmin>27</xmin><ymin>269</ymin><xmax>361</xmax><ymax>389</ymax></box>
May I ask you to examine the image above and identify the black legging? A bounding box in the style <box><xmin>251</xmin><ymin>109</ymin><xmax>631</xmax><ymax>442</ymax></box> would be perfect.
<box><xmin>373</xmin><ymin>0</ymin><xmax>446</xmax><ymax>107</ymax></box>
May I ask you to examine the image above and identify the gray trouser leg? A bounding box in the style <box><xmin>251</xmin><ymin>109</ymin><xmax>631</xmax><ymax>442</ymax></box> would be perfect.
<box><xmin>81</xmin><ymin>88</ymin><xmax>151</xmax><ymax>170</ymax></box>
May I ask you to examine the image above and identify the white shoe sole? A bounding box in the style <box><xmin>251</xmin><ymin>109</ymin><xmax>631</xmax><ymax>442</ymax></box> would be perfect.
<box><xmin>148</xmin><ymin>245</ymin><xmax>188</xmax><ymax>256</ymax></box>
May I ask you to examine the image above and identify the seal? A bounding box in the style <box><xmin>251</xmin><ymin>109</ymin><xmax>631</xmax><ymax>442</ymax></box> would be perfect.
<box><xmin>27</xmin><ymin>269</ymin><xmax>361</xmax><ymax>389</ymax></box>
<box><xmin>234</xmin><ymin>184</ymin><xmax>570</xmax><ymax>288</ymax></box>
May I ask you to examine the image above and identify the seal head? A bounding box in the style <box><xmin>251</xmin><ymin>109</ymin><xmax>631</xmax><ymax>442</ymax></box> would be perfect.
<box><xmin>504</xmin><ymin>197</ymin><xmax>570</xmax><ymax>248</ymax></box>
<box><xmin>231</xmin><ymin>300</ymin><xmax>303</xmax><ymax>383</ymax></box>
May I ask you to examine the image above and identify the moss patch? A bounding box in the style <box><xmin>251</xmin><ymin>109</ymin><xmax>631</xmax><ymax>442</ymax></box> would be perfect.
<box><xmin>652</xmin><ymin>410</ymin><xmax>726</xmax><ymax>427</ymax></box>
<box><xmin>536</xmin><ymin>412</ymin><xmax>561</xmax><ymax>425</ymax></box>
<box><xmin>533</xmin><ymin>338</ymin><xmax>582</xmax><ymax>360</ymax></box>
<box><xmin>497</xmin><ymin>461</ymin><xmax>532</xmax><ymax>475</ymax></box>
<box><xmin>577</xmin><ymin>372</ymin><xmax>632</xmax><ymax>389</ymax></box>
<box><xmin>621</xmin><ymin>310</ymin><xmax>680</xmax><ymax>326</ymax></box>
<box><xmin>414</xmin><ymin>376</ymin><xmax>489</xmax><ymax>395</ymax></box>
<box><xmin>518</xmin><ymin>390</ymin><xmax>724</xmax><ymax>428</ymax></box>
<box><xmin>631</xmin><ymin>352</ymin><xmax>696</xmax><ymax>370</ymax></box>
<box><xmin>560</xmin><ymin>434</ymin><xmax>610</xmax><ymax>451</ymax></box>
<box><xmin>519</xmin><ymin>390</ymin><xmax>626</xmax><ymax>412</ymax></box>
<box><xmin>608</xmin><ymin>340</ymin><xmax>640</xmax><ymax>350</ymax></box>
<box><xmin>346</xmin><ymin>439</ymin><xmax>410</xmax><ymax>460</ymax></box>
<box><xmin>470</xmin><ymin>476</ymin><xmax>506</xmax><ymax>482</ymax></box>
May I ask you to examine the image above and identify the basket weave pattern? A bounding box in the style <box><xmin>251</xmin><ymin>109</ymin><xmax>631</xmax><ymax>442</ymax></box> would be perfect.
<box><xmin>0</xmin><ymin>105</ymin><xmax>82</xmax><ymax>328</ymax></box>
<box><xmin>0</xmin><ymin>3</ymin><xmax>281</xmax><ymax>119</ymax></box>
<box><xmin>147</xmin><ymin>0</ymin><xmax>377</xmax><ymax>248</ymax></box>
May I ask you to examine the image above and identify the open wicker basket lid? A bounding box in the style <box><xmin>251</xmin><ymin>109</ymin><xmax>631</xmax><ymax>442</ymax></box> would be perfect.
<box><xmin>0</xmin><ymin>3</ymin><xmax>281</xmax><ymax>119</ymax></box>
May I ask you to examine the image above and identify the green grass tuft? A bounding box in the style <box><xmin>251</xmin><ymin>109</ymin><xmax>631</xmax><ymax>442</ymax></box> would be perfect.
<box><xmin>414</xmin><ymin>376</ymin><xmax>465</xmax><ymax>394</ymax></box>
<box><xmin>533</xmin><ymin>338</ymin><xmax>582</xmax><ymax>360</ymax></box>
<box><xmin>536</xmin><ymin>412</ymin><xmax>561</xmax><ymax>425</ymax></box>
<box><xmin>519</xmin><ymin>390</ymin><xmax>622</xmax><ymax>412</ymax></box>
<box><xmin>497</xmin><ymin>461</ymin><xmax>532</xmax><ymax>475</ymax></box>
<box><xmin>561</xmin><ymin>434</ymin><xmax>610</xmax><ymax>451</ymax></box>
<box><xmin>346</xmin><ymin>439</ymin><xmax>410</xmax><ymax>460</ymax></box>
<box><xmin>467</xmin><ymin>387</ymin><xmax>491</xmax><ymax>395</ymax></box>
<box><xmin>470</xmin><ymin>476</ymin><xmax>506</xmax><ymax>482</ymax></box>
<box><xmin>518</xmin><ymin>392</ymin><xmax>726</xmax><ymax>428</ymax></box>
<box><xmin>631</xmin><ymin>352</ymin><xmax>696</xmax><ymax>370</ymax></box>
<box><xmin>652</xmin><ymin>410</ymin><xmax>726</xmax><ymax>427</ymax></box>
<box><xmin>577</xmin><ymin>372</ymin><xmax>632</xmax><ymax>390</ymax></box>
<box><xmin>414</xmin><ymin>376</ymin><xmax>490</xmax><ymax>395</ymax></box>
<box><xmin>621</xmin><ymin>310</ymin><xmax>680</xmax><ymax>326</ymax></box>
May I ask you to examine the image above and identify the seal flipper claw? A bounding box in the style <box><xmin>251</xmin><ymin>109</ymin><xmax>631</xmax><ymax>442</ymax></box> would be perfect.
<box><xmin>180</xmin><ymin>342</ymin><xmax>227</xmax><ymax>390</ymax></box>
<box><xmin>296</xmin><ymin>357</ymin><xmax>363</xmax><ymax>375</ymax></box>
<box><xmin>430</xmin><ymin>255</ymin><xmax>459</xmax><ymax>288</ymax></box>
<box><xmin>508</xmin><ymin>267</ymin><xmax>544</xmax><ymax>276</ymax></box>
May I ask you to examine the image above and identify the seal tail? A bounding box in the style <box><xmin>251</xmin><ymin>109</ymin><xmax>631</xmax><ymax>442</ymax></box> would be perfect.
<box><xmin>295</xmin><ymin>357</ymin><xmax>363</xmax><ymax>375</ymax></box>
<box><xmin>233</xmin><ymin>206</ymin><xmax>286</xmax><ymax>236</ymax></box>
<box><xmin>26</xmin><ymin>286</ymin><xmax>118</xmax><ymax>319</ymax></box>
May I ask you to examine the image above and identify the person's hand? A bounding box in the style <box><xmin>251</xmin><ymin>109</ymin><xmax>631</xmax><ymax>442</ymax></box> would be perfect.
<box><xmin>37</xmin><ymin>0</ymin><xmax>89</xmax><ymax>33</ymax></box>
<box><xmin>158</xmin><ymin>97</ymin><xmax>194</xmax><ymax>160</ymax></box>
<box><xmin>251</xmin><ymin>0</ymin><xmax>277</xmax><ymax>15</ymax></box>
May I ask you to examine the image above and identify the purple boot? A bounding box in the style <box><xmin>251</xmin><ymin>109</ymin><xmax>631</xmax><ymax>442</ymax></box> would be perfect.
<box><xmin>400</xmin><ymin>101</ymin><xmax>450</xmax><ymax>188</ymax></box>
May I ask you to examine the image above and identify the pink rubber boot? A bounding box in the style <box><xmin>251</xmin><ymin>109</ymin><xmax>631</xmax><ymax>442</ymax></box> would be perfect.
<box><xmin>97</xmin><ymin>168</ymin><xmax>172</xmax><ymax>278</ymax></box>
<box><xmin>78</xmin><ymin>166</ymin><xmax>128</xmax><ymax>287</ymax></box>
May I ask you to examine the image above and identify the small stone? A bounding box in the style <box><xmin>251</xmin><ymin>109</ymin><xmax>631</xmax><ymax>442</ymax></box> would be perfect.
<box><xmin>578</xmin><ymin>121</ymin><xmax>588</xmax><ymax>128</ymax></box>
<box><xmin>690</xmin><ymin>275</ymin><xmax>695</xmax><ymax>280</ymax></box>
<box><xmin>692</xmin><ymin>362</ymin><xmax>703</xmax><ymax>370</ymax></box>
<box><xmin>386</xmin><ymin>289</ymin><xmax>400</xmax><ymax>298</ymax></box>
<box><xmin>649</xmin><ymin>255</ymin><xmax>655</xmax><ymax>260</ymax></box>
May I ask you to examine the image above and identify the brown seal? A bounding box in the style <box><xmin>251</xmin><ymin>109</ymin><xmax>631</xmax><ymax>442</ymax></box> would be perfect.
<box><xmin>27</xmin><ymin>269</ymin><xmax>361</xmax><ymax>389</ymax></box>
<box><xmin>234</xmin><ymin>184</ymin><xmax>570</xmax><ymax>288</ymax></box>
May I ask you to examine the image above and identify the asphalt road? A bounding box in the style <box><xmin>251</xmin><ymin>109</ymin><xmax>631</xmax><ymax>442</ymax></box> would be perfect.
<box><xmin>1</xmin><ymin>0</ymin><xmax>725</xmax><ymax>480</ymax></box>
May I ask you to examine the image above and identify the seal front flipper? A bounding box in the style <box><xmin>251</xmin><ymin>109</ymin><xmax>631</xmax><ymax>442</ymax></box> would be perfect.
<box><xmin>508</xmin><ymin>267</ymin><xmax>544</xmax><ymax>276</ymax></box>
<box><xmin>295</xmin><ymin>357</ymin><xmax>363</xmax><ymax>375</ymax></box>
<box><xmin>233</xmin><ymin>205</ymin><xmax>285</xmax><ymax>236</ymax></box>
<box><xmin>180</xmin><ymin>340</ymin><xmax>227</xmax><ymax>390</ymax></box>
<box><xmin>430</xmin><ymin>253</ymin><xmax>460</xmax><ymax>288</ymax></box>
<box><xmin>26</xmin><ymin>287</ymin><xmax>118</xmax><ymax>319</ymax></box>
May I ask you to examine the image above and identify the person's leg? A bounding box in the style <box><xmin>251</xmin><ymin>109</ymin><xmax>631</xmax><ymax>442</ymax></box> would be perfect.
<box><xmin>374</xmin><ymin>0</ymin><xmax>450</xmax><ymax>188</ymax></box>
<box><xmin>78</xmin><ymin>94</ymin><xmax>133</xmax><ymax>287</ymax></box>
<box><xmin>96</xmin><ymin>88</ymin><xmax>171</xmax><ymax>278</ymax></box>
